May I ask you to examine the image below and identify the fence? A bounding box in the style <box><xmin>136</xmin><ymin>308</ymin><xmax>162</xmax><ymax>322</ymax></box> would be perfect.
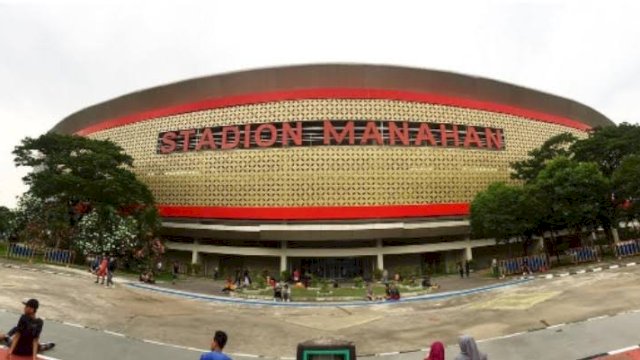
<box><xmin>614</xmin><ymin>239</ymin><xmax>640</xmax><ymax>258</ymax></box>
<box><xmin>499</xmin><ymin>254</ymin><xmax>549</xmax><ymax>276</ymax></box>
<box><xmin>566</xmin><ymin>246</ymin><xmax>599</xmax><ymax>264</ymax></box>
<box><xmin>43</xmin><ymin>248</ymin><xmax>75</xmax><ymax>266</ymax></box>
<box><xmin>6</xmin><ymin>243</ymin><xmax>37</xmax><ymax>261</ymax></box>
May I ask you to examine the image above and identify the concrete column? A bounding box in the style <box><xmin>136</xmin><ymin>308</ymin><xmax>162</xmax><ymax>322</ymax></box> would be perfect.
<box><xmin>464</xmin><ymin>237</ymin><xmax>473</xmax><ymax>261</ymax></box>
<box><xmin>612</xmin><ymin>228</ymin><xmax>620</xmax><ymax>244</ymax></box>
<box><xmin>376</xmin><ymin>239</ymin><xmax>384</xmax><ymax>270</ymax></box>
<box><xmin>280</xmin><ymin>241</ymin><xmax>287</xmax><ymax>272</ymax></box>
<box><xmin>191</xmin><ymin>238</ymin><xmax>201</xmax><ymax>265</ymax></box>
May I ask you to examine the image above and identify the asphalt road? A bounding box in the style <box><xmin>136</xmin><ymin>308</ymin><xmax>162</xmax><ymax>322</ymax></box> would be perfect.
<box><xmin>1</xmin><ymin>309</ymin><xmax>640</xmax><ymax>360</ymax></box>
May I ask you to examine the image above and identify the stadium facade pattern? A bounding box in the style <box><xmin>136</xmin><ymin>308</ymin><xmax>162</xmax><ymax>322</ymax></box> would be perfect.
<box><xmin>52</xmin><ymin>64</ymin><xmax>614</xmax><ymax>278</ymax></box>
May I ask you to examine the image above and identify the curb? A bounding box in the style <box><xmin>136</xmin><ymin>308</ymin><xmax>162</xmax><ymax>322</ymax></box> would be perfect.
<box><xmin>578</xmin><ymin>344</ymin><xmax>640</xmax><ymax>359</ymax></box>
<box><xmin>537</xmin><ymin>261</ymin><xmax>637</xmax><ymax>279</ymax></box>
<box><xmin>127</xmin><ymin>278</ymin><xmax>532</xmax><ymax>308</ymax></box>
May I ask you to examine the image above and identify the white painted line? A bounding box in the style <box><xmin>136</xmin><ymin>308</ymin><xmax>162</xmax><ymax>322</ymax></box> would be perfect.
<box><xmin>419</xmin><ymin>348</ymin><xmax>430</xmax><ymax>352</ymax></box>
<box><xmin>280</xmin><ymin>357</ymin><xmax>296</xmax><ymax>360</ymax></box>
<box><xmin>609</xmin><ymin>345</ymin><xmax>640</xmax><ymax>355</ymax></box>
<box><xmin>558</xmin><ymin>273</ymin><xmax>570</xmax><ymax>277</ymax></box>
<box><xmin>592</xmin><ymin>267</ymin><xmax>602</xmax><ymax>272</ymax></box>
<box><xmin>609</xmin><ymin>264</ymin><xmax>620</xmax><ymax>269</ymax></box>
<box><xmin>626</xmin><ymin>262</ymin><xmax>637</xmax><ymax>267</ymax></box>
<box><xmin>233</xmin><ymin>353</ymin><xmax>261</xmax><ymax>358</ymax></box>
<box><xmin>545</xmin><ymin>274</ymin><xmax>554</xmax><ymax>279</ymax></box>
<box><xmin>546</xmin><ymin>323</ymin><xmax>566</xmax><ymax>329</ymax></box>
<box><xmin>377</xmin><ymin>352</ymin><xmax>400</xmax><ymax>356</ymax></box>
<box><xmin>576</xmin><ymin>270</ymin><xmax>586</xmax><ymax>274</ymax></box>
<box><xmin>103</xmin><ymin>330</ymin><xmax>126</xmax><ymax>337</ymax></box>
<box><xmin>185</xmin><ymin>347</ymin><xmax>208</xmax><ymax>353</ymax></box>
<box><xmin>143</xmin><ymin>339</ymin><xmax>168</xmax><ymax>346</ymax></box>
<box><xmin>587</xmin><ymin>315</ymin><xmax>608</xmax><ymax>322</ymax></box>
<box><xmin>478</xmin><ymin>331</ymin><xmax>525</xmax><ymax>342</ymax></box>
<box><xmin>62</xmin><ymin>322</ymin><xmax>85</xmax><ymax>328</ymax></box>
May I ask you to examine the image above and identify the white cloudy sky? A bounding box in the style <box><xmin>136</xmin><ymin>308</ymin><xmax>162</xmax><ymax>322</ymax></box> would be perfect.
<box><xmin>1</xmin><ymin>0</ymin><xmax>639</xmax><ymax>208</ymax></box>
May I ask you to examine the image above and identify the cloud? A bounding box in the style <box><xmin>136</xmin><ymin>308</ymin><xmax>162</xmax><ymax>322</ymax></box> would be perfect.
<box><xmin>1</xmin><ymin>0</ymin><xmax>639</xmax><ymax>207</ymax></box>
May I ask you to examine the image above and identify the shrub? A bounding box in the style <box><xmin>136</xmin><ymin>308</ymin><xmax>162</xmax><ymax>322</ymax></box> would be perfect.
<box><xmin>353</xmin><ymin>276</ymin><xmax>364</xmax><ymax>288</ymax></box>
<box><xmin>281</xmin><ymin>270</ymin><xmax>291</xmax><ymax>282</ymax></box>
<box><xmin>373</xmin><ymin>268</ymin><xmax>383</xmax><ymax>281</ymax></box>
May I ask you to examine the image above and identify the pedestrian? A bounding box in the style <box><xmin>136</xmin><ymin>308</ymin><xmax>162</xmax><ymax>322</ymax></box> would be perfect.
<box><xmin>293</xmin><ymin>268</ymin><xmax>300</xmax><ymax>283</ymax></box>
<box><xmin>0</xmin><ymin>299</ymin><xmax>55</xmax><ymax>357</ymax></box>
<box><xmin>457</xmin><ymin>262</ymin><xmax>464</xmax><ymax>279</ymax></box>
<box><xmin>172</xmin><ymin>261</ymin><xmax>179</xmax><ymax>284</ymax></box>
<box><xmin>425</xmin><ymin>341</ymin><xmax>445</xmax><ymax>360</ymax></box>
<box><xmin>243</xmin><ymin>270</ymin><xmax>251</xmax><ymax>288</ymax></box>
<box><xmin>366</xmin><ymin>282</ymin><xmax>374</xmax><ymax>301</ymax></box>
<box><xmin>382</xmin><ymin>269</ymin><xmax>389</xmax><ymax>283</ymax></box>
<box><xmin>465</xmin><ymin>261</ymin><xmax>470</xmax><ymax>278</ymax></box>
<box><xmin>106</xmin><ymin>256</ymin><xmax>117</xmax><ymax>288</ymax></box>
<box><xmin>213</xmin><ymin>267</ymin><xmax>219</xmax><ymax>280</ymax></box>
<box><xmin>273</xmin><ymin>282</ymin><xmax>282</xmax><ymax>302</ymax></box>
<box><xmin>96</xmin><ymin>254</ymin><xmax>108</xmax><ymax>285</ymax></box>
<box><xmin>283</xmin><ymin>283</ymin><xmax>291</xmax><ymax>302</ymax></box>
<box><xmin>491</xmin><ymin>258</ymin><xmax>498</xmax><ymax>278</ymax></box>
<box><xmin>454</xmin><ymin>335</ymin><xmax>487</xmax><ymax>360</ymax></box>
<box><xmin>200</xmin><ymin>330</ymin><xmax>232</xmax><ymax>360</ymax></box>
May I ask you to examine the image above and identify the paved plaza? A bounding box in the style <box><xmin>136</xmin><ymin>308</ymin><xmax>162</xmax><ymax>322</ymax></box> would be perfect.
<box><xmin>1</xmin><ymin>259</ymin><xmax>640</xmax><ymax>359</ymax></box>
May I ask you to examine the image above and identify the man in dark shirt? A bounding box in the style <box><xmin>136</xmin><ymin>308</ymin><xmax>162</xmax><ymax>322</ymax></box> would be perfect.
<box><xmin>0</xmin><ymin>299</ymin><xmax>54</xmax><ymax>358</ymax></box>
<box><xmin>200</xmin><ymin>331</ymin><xmax>231</xmax><ymax>360</ymax></box>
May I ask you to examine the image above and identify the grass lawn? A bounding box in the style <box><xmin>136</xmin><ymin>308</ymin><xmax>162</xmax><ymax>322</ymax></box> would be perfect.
<box><xmin>249</xmin><ymin>284</ymin><xmax>419</xmax><ymax>298</ymax></box>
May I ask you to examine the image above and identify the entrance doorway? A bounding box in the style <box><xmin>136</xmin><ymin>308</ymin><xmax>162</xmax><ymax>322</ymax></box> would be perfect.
<box><xmin>290</xmin><ymin>257</ymin><xmax>374</xmax><ymax>280</ymax></box>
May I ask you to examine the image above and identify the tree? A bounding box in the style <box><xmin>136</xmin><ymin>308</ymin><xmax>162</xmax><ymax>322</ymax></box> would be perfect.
<box><xmin>511</xmin><ymin>132</ymin><xmax>578</xmax><ymax>183</ymax></box>
<box><xmin>612</xmin><ymin>155</ymin><xmax>640</xmax><ymax>222</ymax></box>
<box><xmin>534</xmin><ymin>157</ymin><xmax>610</xmax><ymax>245</ymax></box>
<box><xmin>13</xmin><ymin>133</ymin><xmax>158</xmax><ymax>252</ymax></box>
<box><xmin>73</xmin><ymin>207</ymin><xmax>138</xmax><ymax>255</ymax></box>
<box><xmin>470</xmin><ymin>182</ymin><xmax>538</xmax><ymax>255</ymax></box>
<box><xmin>0</xmin><ymin>206</ymin><xmax>16</xmax><ymax>240</ymax></box>
<box><xmin>572</xmin><ymin>123</ymin><xmax>640</xmax><ymax>177</ymax></box>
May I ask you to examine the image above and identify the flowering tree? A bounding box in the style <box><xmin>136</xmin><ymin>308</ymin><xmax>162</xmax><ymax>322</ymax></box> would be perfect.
<box><xmin>73</xmin><ymin>208</ymin><xmax>138</xmax><ymax>256</ymax></box>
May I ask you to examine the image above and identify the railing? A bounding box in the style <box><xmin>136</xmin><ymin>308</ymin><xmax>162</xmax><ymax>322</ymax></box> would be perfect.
<box><xmin>6</xmin><ymin>243</ymin><xmax>38</xmax><ymax>261</ymax></box>
<box><xmin>43</xmin><ymin>248</ymin><xmax>75</xmax><ymax>265</ymax></box>
<box><xmin>499</xmin><ymin>254</ymin><xmax>549</xmax><ymax>276</ymax></box>
<box><xmin>614</xmin><ymin>239</ymin><xmax>640</xmax><ymax>258</ymax></box>
<box><xmin>566</xmin><ymin>246</ymin><xmax>599</xmax><ymax>264</ymax></box>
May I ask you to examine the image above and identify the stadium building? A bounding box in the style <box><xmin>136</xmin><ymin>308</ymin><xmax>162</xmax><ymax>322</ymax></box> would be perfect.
<box><xmin>52</xmin><ymin>64</ymin><xmax>613</xmax><ymax>279</ymax></box>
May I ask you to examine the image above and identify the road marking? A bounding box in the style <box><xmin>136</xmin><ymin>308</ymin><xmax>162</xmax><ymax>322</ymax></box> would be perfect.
<box><xmin>587</xmin><ymin>315</ymin><xmax>608</xmax><ymax>322</ymax></box>
<box><xmin>62</xmin><ymin>322</ymin><xmax>84</xmax><ymax>328</ymax></box>
<box><xmin>558</xmin><ymin>273</ymin><xmax>570</xmax><ymax>277</ymax></box>
<box><xmin>377</xmin><ymin>352</ymin><xmax>400</xmax><ymax>356</ymax></box>
<box><xmin>546</xmin><ymin>323</ymin><xmax>566</xmax><ymax>329</ymax></box>
<box><xmin>143</xmin><ymin>339</ymin><xmax>167</xmax><ymax>346</ymax></box>
<box><xmin>103</xmin><ymin>330</ymin><xmax>126</xmax><ymax>337</ymax></box>
<box><xmin>626</xmin><ymin>262</ymin><xmax>637</xmax><ymax>267</ymax></box>
<box><xmin>592</xmin><ymin>267</ymin><xmax>602</xmax><ymax>272</ymax></box>
<box><xmin>609</xmin><ymin>265</ymin><xmax>620</xmax><ymax>269</ymax></box>
<box><xmin>576</xmin><ymin>270</ymin><xmax>586</xmax><ymax>274</ymax></box>
<box><xmin>233</xmin><ymin>353</ymin><xmax>261</xmax><ymax>358</ymax></box>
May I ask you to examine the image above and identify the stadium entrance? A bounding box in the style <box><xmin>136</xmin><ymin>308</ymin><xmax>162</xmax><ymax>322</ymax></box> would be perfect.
<box><xmin>291</xmin><ymin>257</ymin><xmax>375</xmax><ymax>280</ymax></box>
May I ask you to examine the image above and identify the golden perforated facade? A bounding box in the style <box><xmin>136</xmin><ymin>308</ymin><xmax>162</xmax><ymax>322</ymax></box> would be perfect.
<box><xmin>87</xmin><ymin>99</ymin><xmax>585</xmax><ymax>208</ymax></box>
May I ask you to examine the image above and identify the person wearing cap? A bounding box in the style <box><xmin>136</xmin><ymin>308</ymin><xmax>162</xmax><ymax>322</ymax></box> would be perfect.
<box><xmin>200</xmin><ymin>330</ymin><xmax>231</xmax><ymax>360</ymax></box>
<box><xmin>0</xmin><ymin>299</ymin><xmax>55</xmax><ymax>359</ymax></box>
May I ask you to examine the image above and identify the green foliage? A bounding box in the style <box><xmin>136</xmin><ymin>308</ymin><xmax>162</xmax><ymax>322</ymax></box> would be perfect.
<box><xmin>534</xmin><ymin>157</ymin><xmax>610</xmax><ymax>234</ymax></box>
<box><xmin>511</xmin><ymin>133</ymin><xmax>578</xmax><ymax>183</ymax></box>
<box><xmin>373</xmin><ymin>268</ymin><xmax>383</xmax><ymax>281</ymax></box>
<box><xmin>353</xmin><ymin>276</ymin><xmax>364</xmax><ymax>288</ymax></box>
<box><xmin>12</xmin><ymin>133</ymin><xmax>160</xmax><ymax>258</ymax></box>
<box><xmin>612</xmin><ymin>155</ymin><xmax>640</xmax><ymax>220</ymax></box>
<box><xmin>280</xmin><ymin>270</ymin><xmax>291</xmax><ymax>282</ymax></box>
<box><xmin>0</xmin><ymin>206</ymin><xmax>16</xmax><ymax>240</ymax></box>
<box><xmin>255</xmin><ymin>275</ymin><xmax>267</xmax><ymax>289</ymax></box>
<box><xmin>72</xmin><ymin>208</ymin><xmax>138</xmax><ymax>255</ymax></box>
<box><xmin>470</xmin><ymin>182</ymin><xmax>538</xmax><ymax>244</ymax></box>
<box><xmin>572</xmin><ymin>123</ymin><xmax>640</xmax><ymax>177</ymax></box>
